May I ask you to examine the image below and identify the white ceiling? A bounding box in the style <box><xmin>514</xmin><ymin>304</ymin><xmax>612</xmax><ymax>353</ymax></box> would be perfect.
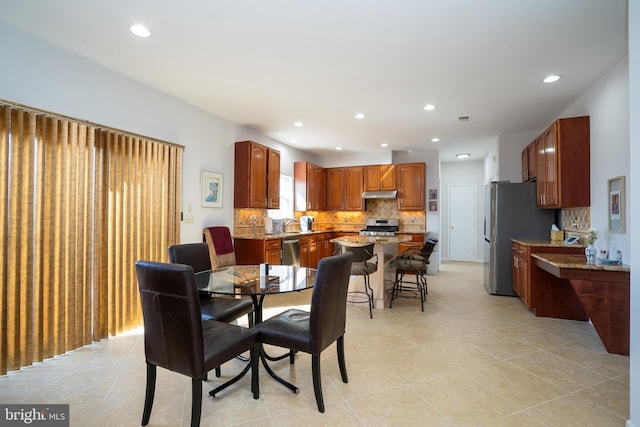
<box><xmin>0</xmin><ymin>0</ymin><xmax>628</xmax><ymax>162</ymax></box>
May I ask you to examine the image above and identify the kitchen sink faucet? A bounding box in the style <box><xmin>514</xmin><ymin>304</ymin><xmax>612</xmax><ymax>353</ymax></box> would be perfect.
<box><xmin>283</xmin><ymin>218</ymin><xmax>297</xmax><ymax>232</ymax></box>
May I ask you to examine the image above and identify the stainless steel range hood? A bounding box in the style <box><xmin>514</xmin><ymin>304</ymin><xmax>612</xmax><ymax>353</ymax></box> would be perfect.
<box><xmin>362</xmin><ymin>190</ymin><xmax>398</xmax><ymax>199</ymax></box>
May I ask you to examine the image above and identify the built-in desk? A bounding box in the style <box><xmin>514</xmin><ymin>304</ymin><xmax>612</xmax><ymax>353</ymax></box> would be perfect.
<box><xmin>531</xmin><ymin>253</ymin><xmax>630</xmax><ymax>355</ymax></box>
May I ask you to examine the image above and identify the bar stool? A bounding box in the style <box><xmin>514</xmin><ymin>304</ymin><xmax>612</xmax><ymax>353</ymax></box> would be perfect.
<box><xmin>335</xmin><ymin>243</ymin><xmax>377</xmax><ymax>318</ymax></box>
<box><xmin>389</xmin><ymin>237</ymin><xmax>438</xmax><ymax>311</ymax></box>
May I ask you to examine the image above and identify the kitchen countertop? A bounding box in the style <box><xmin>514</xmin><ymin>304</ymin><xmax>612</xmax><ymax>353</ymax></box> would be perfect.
<box><xmin>512</xmin><ymin>238</ymin><xmax>586</xmax><ymax>248</ymax></box>
<box><xmin>330</xmin><ymin>234</ymin><xmax>412</xmax><ymax>246</ymax></box>
<box><xmin>234</xmin><ymin>230</ymin><xmax>357</xmax><ymax>240</ymax></box>
<box><xmin>234</xmin><ymin>230</ymin><xmax>425</xmax><ymax>240</ymax></box>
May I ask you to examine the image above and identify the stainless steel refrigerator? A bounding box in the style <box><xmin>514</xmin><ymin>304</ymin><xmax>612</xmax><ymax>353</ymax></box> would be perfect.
<box><xmin>483</xmin><ymin>182</ymin><xmax>556</xmax><ymax>296</ymax></box>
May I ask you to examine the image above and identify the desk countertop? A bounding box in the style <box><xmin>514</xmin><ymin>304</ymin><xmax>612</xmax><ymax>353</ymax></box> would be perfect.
<box><xmin>531</xmin><ymin>253</ymin><xmax>630</xmax><ymax>272</ymax></box>
<box><xmin>512</xmin><ymin>239</ymin><xmax>586</xmax><ymax>248</ymax></box>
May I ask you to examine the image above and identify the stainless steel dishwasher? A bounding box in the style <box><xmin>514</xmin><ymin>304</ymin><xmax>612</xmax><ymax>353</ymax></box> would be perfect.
<box><xmin>281</xmin><ymin>238</ymin><xmax>300</xmax><ymax>266</ymax></box>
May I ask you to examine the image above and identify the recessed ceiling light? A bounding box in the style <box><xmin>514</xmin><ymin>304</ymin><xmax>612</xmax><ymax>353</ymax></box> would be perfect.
<box><xmin>336</xmin><ymin>147</ymin><xmax>343</xmax><ymax>150</ymax></box>
<box><xmin>294</xmin><ymin>121</ymin><xmax>304</xmax><ymax>127</ymax></box>
<box><xmin>355</xmin><ymin>113</ymin><xmax>366</xmax><ymax>119</ymax></box>
<box><xmin>380</xmin><ymin>143</ymin><xmax>388</xmax><ymax>147</ymax></box>
<box><xmin>130</xmin><ymin>24</ymin><xmax>151</xmax><ymax>38</ymax></box>
<box><xmin>423</xmin><ymin>104</ymin><xmax>436</xmax><ymax>111</ymax></box>
<box><xmin>431</xmin><ymin>137</ymin><xmax>440</xmax><ymax>142</ymax></box>
<box><xmin>456</xmin><ymin>153</ymin><xmax>471</xmax><ymax>159</ymax></box>
<box><xmin>543</xmin><ymin>74</ymin><xmax>561</xmax><ymax>83</ymax></box>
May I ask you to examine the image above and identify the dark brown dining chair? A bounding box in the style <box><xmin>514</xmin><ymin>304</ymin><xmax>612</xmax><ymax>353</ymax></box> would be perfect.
<box><xmin>335</xmin><ymin>243</ymin><xmax>377</xmax><ymax>318</ymax></box>
<box><xmin>168</xmin><ymin>243</ymin><xmax>253</xmax><ymax>326</ymax></box>
<box><xmin>254</xmin><ymin>252</ymin><xmax>353</xmax><ymax>413</ymax></box>
<box><xmin>135</xmin><ymin>260</ymin><xmax>259</xmax><ymax>427</ymax></box>
<box><xmin>389</xmin><ymin>236</ymin><xmax>438</xmax><ymax>311</ymax></box>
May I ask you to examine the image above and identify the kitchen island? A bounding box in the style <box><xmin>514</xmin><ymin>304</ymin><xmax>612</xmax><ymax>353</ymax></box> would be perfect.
<box><xmin>531</xmin><ymin>253</ymin><xmax>630</xmax><ymax>355</ymax></box>
<box><xmin>330</xmin><ymin>234</ymin><xmax>412</xmax><ymax>310</ymax></box>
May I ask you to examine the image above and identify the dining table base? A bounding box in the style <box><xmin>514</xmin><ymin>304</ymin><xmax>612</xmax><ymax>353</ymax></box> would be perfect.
<box><xmin>209</xmin><ymin>293</ymin><xmax>301</xmax><ymax>397</ymax></box>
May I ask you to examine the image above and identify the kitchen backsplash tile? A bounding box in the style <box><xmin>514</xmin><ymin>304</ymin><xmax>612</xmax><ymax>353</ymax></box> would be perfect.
<box><xmin>232</xmin><ymin>198</ymin><xmax>426</xmax><ymax>234</ymax></box>
<box><xmin>562</xmin><ymin>207</ymin><xmax>590</xmax><ymax>232</ymax></box>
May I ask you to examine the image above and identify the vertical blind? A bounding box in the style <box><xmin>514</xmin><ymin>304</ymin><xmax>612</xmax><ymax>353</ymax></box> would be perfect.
<box><xmin>0</xmin><ymin>102</ymin><xmax>182</xmax><ymax>374</ymax></box>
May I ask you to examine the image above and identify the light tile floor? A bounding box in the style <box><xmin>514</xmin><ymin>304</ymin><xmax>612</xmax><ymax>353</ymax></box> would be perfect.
<box><xmin>0</xmin><ymin>262</ymin><xmax>629</xmax><ymax>426</ymax></box>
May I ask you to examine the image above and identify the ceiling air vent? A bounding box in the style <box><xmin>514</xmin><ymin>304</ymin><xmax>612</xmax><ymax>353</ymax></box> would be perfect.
<box><xmin>458</xmin><ymin>115</ymin><xmax>471</xmax><ymax>122</ymax></box>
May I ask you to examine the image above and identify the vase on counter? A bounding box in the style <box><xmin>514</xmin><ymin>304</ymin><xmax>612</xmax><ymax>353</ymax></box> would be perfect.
<box><xmin>585</xmin><ymin>244</ymin><xmax>597</xmax><ymax>264</ymax></box>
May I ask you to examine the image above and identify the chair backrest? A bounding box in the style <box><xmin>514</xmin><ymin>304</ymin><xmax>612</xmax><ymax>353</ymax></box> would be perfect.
<box><xmin>308</xmin><ymin>252</ymin><xmax>354</xmax><ymax>354</ymax></box>
<box><xmin>168</xmin><ymin>243</ymin><xmax>212</xmax><ymax>273</ymax></box>
<box><xmin>336</xmin><ymin>243</ymin><xmax>375</xmax><ymax>264</ymax></box>
<box><xmin>203</xmin><ymin>226</ymin><xmax>236</xmax><ymax>269</ymax></box>
<box><xmin>135</xmin><ymin>260</ymin><xmax>206</xmax><ymax>379</ymax></box>
<box><xmin>420</xmin><ymin>237</ymin><xmax>439</xmax><ymax>260</ymax></box>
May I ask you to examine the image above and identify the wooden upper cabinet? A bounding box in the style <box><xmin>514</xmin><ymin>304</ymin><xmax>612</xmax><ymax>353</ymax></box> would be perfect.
<box><xmin>364</xmin><ymin>165</ymin><xmax>396</xmax><ymax>191</ymax></box>
<box><xmin>535</xmin><ymin>136</ymin><xmax>546</xmax><ymax>206</ymax></box>
<box><xmin>316</xmin><ymin>166</ymin><xmax>327</xmax><ymax>211</ymax></box>
<box><xmin>536</xmin><ymin>116</ymin><xmax>590</xmax><ymax>208</ymax></box>
<box><xmin>234</xmin><ymin>140</ymin><xmax>280</xmax><ymax>209</ymax></box>
<box><xmin>527</xmin><ymin>141</ymin><xmax>537</xmax><ymax>181</ymax></box>
<box><xmin>396</xmin><ymin>162</ymin><xmax>425</xmax><ymax>210</ymax></box>
<box><xmin>541</xmin><ymin>125</ymin><xmax>559</xmax><ymax>207</ymax></box>
<box><xmin>267</xmin><ymin>149</ymin><xmax>280</xmax><ymax>209</ymax></box>
<box><xmin>294</xmin><ymin>161</ymin><xmax>324</xmax><ymax>211</ymax></box>
<box><xmin>522</xmin><ymin>139</ymin><xmax>538</xmax><ymax>182</ymax></box>
<box><xmin>327</xmin><ymin>167</ymin><xmax>346</xmax><ymax>210</ymax></box>
<box><xmin>345</xmin><ymin>166</ymin><xmax>364</xmax><ymax>211</ymax></box>
<box><xmin>298</xmin><ymin>162</ymin><xmax>426</xmax><ymax>212</ymax></box>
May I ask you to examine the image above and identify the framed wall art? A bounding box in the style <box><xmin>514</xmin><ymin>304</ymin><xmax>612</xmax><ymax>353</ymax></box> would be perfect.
<box><xmin>201</xmin><ymin>170</ymin><xmax>223</xmax><ymax>208</ymax></box>
<box><xmin>428</xmin><ymin>188</ymin><xmax>438</xmax><ymax>200</ymax></box>
<box><xmin>429</xmin><ymin>200</ymin><xmax>438</xmax><ymax>212</ymax></box>
<box><xmin>607</xmin><ymin>175</ymin><xmax>625</xmax><ymax>232</ymax></box>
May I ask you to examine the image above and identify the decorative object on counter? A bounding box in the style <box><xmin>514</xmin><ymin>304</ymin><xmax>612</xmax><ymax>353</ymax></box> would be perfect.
<box><xmin>550</xmin><ymin>224</ymin><xmax>563</xmax><ymax>241</ymax></box>
<box><xmin>607</xmin><ymin>176</ymin><xmax>625</xmax><ymax>232</ymax></box>
<box><xmin>201</xmin><ymin>170</ymin><xmax>223</xmax><ymax>208</ymax></box>
<box><xmin>597</xmin><ymin>249</ymin><xmax>624</xmax><ymax>265</ymax></box>
<box><xmin>583</xmin><ymin>228</ymin><xmax>598</xmax><ymax>264</ymax></box>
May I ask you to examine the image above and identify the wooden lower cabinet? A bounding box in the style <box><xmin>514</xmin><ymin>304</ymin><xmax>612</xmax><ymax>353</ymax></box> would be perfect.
<box><xmin>511</xmin><ymin>241</ymin><xmax>585</xmax><ymax>309</ymax></box>
<box><xmin>300</xmin><ymin>235</ymin><xmax>317</xmax><ymax>268</ymax></box>
<box><xmin>264</xmin><ymin>239</ymin><xmax>282</xmax><ymax>265</ymax></box>
<box><xmin>512</xmin><ymin>243</ymin><xmax>529</xmax><ymax>305</ymax></box>
<box><xmin>234</xmin><ymin>238</ymin><xmax>281</xmax><ymax>265</ymax></box>
<box><xmin>316</xmin><ymin>233</ymin><xmax>334</xmax><ymax>264</ymax></box>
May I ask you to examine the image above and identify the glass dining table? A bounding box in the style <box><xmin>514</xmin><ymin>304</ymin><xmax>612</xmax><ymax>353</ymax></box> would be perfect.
<box><xmin>194</xmin><ymin>264</ymin><xmax>317</xmax><ymax>395</ymax></box>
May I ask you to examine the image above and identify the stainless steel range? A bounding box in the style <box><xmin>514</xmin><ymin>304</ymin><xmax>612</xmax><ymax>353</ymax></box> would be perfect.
<box><xmin>359</xmin><ymin>218</ymin><xmax>400</xmax><ymax>236</ymax></box>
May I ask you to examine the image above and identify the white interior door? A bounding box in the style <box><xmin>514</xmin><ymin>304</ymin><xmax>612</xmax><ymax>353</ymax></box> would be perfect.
<box><xmin>449</xmin><ymin>184</ymin><xmax>477</xmax><ymax>261</ymax></box>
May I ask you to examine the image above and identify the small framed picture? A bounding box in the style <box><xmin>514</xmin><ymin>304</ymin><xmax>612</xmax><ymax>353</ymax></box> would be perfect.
<box><xmin>201</xmin><ymin>170</ymin><xmax>223</xmax><ymax>208</ymax></box>
<box><xmin>428</xmin><ymin>189</ymin><xmax>438</xmax><ymax>200</ymax></box>
<box><xmin>429</xmin><ymin>201</ymin><xmax>438</xmax><ymax>212</ymax></box>
<box><xmin>607</xmin><ymin>176</ymin><xmax>625</xmax><ymax>232</ymax></box>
